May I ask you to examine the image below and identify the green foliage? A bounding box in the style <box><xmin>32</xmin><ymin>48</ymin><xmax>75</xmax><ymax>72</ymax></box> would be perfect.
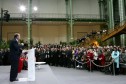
<box><xmin>0</xmin><ymin>40</ymin><xmax>9</xmax><ymax>49</ymax></box>
<box><xmin>20</xmin><ymin>39</ymin><xmax>24</xmax><ymax>43</ymax></box>
<box><xmin>60</xmin><ymin>41</ymin><xmax>67</xmax><ymax>46</ymax></box>
<box><xmin>109</xmin><ymin>39</ymin><xmax>114</xmax><ymax>46</ymax></box>
<box><xmin>69</xmin><ymin>40</ymin><xmax>79</xmax><ymax>46</ymax></box>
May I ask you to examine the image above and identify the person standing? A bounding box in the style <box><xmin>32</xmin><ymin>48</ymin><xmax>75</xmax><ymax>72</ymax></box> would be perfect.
<box><xmin>9</xmin><ymin>33</ymin><xmax>22</xmax><ymax>82</ymax></box>
<box><xmin>86</xmin><ymin>49</ymin><xmax>94</xmax><ymax>71</ymax></box>
<box><xmin>111</xmin><ymin>47</ymin><xmax>120</xmax><ymax>75</ymax></box>
<box><xmin>98</xmin><ymin>50</ymin><xmax>105</xmax><ymax>71</ymax></box>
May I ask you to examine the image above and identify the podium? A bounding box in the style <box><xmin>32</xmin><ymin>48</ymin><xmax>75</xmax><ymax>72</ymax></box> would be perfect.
<box><xmin>19</xmin><ymin>48</ymin><xmax>35</xmax><ymax>82</ymax></box>
<box><xmin>27</xmin><ymin>48</ymin><xmax>35</xmax><ymax>81</ymax></box>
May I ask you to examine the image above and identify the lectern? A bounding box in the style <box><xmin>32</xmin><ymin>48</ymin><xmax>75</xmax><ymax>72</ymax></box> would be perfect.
<box><xmin>27</xmin><ymin>48</ymin><xmax>35</xmax><ymax>81</ymax></box>
<box><xmin>19</xmin><ymin>48</ymin><xmax>35</xmax><ymax>82</ymax></box>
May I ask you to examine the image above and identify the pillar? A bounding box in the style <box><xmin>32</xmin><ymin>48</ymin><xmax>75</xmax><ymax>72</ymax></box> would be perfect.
<box><xmin>119</xmin><ymin>0</ymin><xmax>125</xmax><ymax>47</ymax></box>
<box><xmin>27</xmin><ymin>0</ymin><xmax>32</xmax><ymax>48</ymax></box>
<box><xmin>69</xmin><ymin>0</ymin><xmax>74</xmax><ymax>41</ymax></box>
<box><xmin>99</xmin><ymin>0</ymin><xmax>104</xmax><ymax>19</ymax></box>
<box><xmin>108</xmin><ymin>0</ymin><xmax>115</xmax><ymax>45</ymax></box>
<box><xmin>65</xmin><ymin>0</ymin><xmax>70</xmax><ymax>43</ymax></box>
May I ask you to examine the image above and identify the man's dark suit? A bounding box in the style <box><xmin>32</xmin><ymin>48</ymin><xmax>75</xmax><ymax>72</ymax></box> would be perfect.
<box><xmin>9</xmin><ymin>38</ymin><xmax>22</xmax><ymax>81</ymax></box>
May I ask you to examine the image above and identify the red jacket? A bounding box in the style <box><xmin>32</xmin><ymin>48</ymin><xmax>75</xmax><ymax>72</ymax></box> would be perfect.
<box><xmin>18</xmin><ymin>57</ymin><xmax>24</xmax><ymax>73</ymax></box>
<box><xmin>98</xmin><ymin>54</ymin><xmax>105</xmax><ymax>66</ymax></box>
<box><xmin>86</xmin><ymin>52</ymin><xmax>94</xmax><ymax>68</ymax></box>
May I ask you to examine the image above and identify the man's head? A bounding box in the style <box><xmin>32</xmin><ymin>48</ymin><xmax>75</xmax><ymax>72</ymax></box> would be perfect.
<box><xmin>14</xmin><ymin>33</ymin><xmax>20</xmax><ymax>40</ymax></box>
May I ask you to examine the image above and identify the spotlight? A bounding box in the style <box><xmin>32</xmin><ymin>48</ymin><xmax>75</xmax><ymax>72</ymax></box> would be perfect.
<box><xmin>33</xmin><ymin>6</ymin><xmax>38</xmax><ymax>11</ymax></box>
<box><xmin>20</xmin><ymin>5</ymin><xmax>26</xmax><ymax>12</ymax></box>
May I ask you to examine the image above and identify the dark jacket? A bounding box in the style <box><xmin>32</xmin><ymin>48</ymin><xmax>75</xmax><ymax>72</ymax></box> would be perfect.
<box><xmin>9</xmin><ymin>39</ymin><xmax>22</xmax><ymax>61</ymax></box>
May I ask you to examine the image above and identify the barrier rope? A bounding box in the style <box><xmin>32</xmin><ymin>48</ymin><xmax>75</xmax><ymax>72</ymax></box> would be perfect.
<box><xmin>120</xmin><ymin>63</ymin><xmax>126</xmax><ymax>65</ymax></box>
<box><xmin>91</xmin><ymin>59</ymin><xmax>114</xmax><ymax>68</ymax></box>
<box><xmin>75</xmin><ymin>59</ymin><xmax>90</xmax><ymax>65</ymax></box>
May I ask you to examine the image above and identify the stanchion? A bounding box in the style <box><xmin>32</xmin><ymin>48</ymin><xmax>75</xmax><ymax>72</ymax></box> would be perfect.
<box><xmin>75</xmin><ymin>59</ymin><xmax>76</xmax><ymax>69</ymax></box>
<box><xmin>113</xmin><ymin>62</ymin><xmax>115</xmax><ymax>76</ymax></box>
<box><xmin>90</xmin><ymin>59</ymin><xmax>91</xmax><ymax>72</ymax></box>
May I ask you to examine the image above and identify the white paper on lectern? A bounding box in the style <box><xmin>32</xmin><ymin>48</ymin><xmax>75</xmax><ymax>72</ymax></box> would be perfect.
<box><xmin>27</xmin><ymin>48</ymin><xmax>35</xmax><ymax>81</ymax></box>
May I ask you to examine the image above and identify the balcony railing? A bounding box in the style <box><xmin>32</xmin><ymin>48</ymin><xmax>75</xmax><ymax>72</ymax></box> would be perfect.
<box><xmin>0</xmin><ymin>13</ymin><xmax>105</xmax><ymax>20</ymax></box>
<box><xmin>73</xmin><ymin>14</ymin><xmax>101</xmax><ymax>19</ymax></box>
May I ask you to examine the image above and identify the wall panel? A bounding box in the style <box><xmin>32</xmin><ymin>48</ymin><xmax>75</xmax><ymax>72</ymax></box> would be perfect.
<box><xmin>32</xmin><ymin>25</ymin><xmax>67</xmax><ymax>44</ymax></box>
<box><xmin>2</xmin><ymin>24</ymin><xmax>27</xmax><ymax>41</ymax></box>
<box><xmin>2</xmin><ymin>24</ymin><xmax>100</xmax><ymax>44</ymax></box>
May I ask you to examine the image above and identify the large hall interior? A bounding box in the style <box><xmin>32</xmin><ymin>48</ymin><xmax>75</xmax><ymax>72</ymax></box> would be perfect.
<box><xmin>0</xmin><ymin>0</ymin><xmax>126</xmax><ymax>84</ymax></box>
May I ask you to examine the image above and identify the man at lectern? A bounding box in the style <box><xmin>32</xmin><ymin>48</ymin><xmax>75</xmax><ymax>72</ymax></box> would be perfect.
<box><xmin>9</xmin><ymin>33</ymin><xmax>22</xmax><ymax>82</ymax></box>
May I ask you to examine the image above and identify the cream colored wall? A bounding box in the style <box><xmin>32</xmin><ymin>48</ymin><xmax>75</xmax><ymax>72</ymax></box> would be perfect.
<box><xmin>2</xmin><ymin>24</ymin><xmax>100</xmax><ymax>44</ymax></box>
<box><xmin>2</xmin><ymin>24</ymin><xmax>67</xmax><ymax>44</ymax></box>
<box><xmin>32</xmin><ymin>25</ymin><xmax>67</xmax><ymax>44</ymax></box>
<box><xmin>2</xmin><ymin>24</ymin><xmax>27</xmax><ymax>41</ymax></box>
